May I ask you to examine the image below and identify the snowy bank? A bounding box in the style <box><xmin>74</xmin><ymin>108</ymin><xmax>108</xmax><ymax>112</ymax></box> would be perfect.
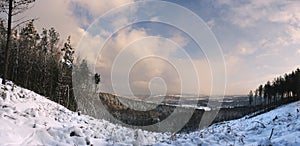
<box><xmin>0</xmin><ymin>81</ymin><xmax>299</xmax><ymax>145</ymax></box>
<box><xmin>0</xmin><ymin>82</ymin><xmax>166</xmax><ymax>145</ymax></box>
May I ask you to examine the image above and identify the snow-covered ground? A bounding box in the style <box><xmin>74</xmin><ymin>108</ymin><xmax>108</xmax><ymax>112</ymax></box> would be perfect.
<box><xmin>0</xmin><ymin>81</ymin><xmax>299</xmax><ymax>145</ymax></box>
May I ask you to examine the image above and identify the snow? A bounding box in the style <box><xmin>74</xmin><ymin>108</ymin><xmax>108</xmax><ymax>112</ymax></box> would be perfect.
<box><xmin>0</xmin><ymin>81</ymin><xmax>299</xmax><ymax>145</ymax></box>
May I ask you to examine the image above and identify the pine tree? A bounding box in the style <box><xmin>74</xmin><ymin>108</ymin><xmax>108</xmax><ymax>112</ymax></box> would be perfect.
<box><xmin>56</xmin><ymin>36</ymin><xmax>77</xmax><ymax>111</ymax></box>
<box><xmin>249</xmin><ymin>90</ymin><xmax>253</xmax><ymax>106</ymax></box>
<box><xmin>258</xmin><ymin>85</ymin><xmax>263</xmax><ymax>97</ymax></box>
<box><xmin>0</xmin><ymin>18</ymin><xmax>79</xmax><ymax>111</ymax></box>
<box><xmin>254</xmin><ymin>89</ymin><xmax>258</xmax><ymax>106</ymax></box>
<box><xmin>0</xmin><ymin>20</ymin><xmax>6</xmax><ymax>77</ymax></box>
<box><xmin>296</xmin><ymin>68</ymin><xmax>300</xmax><ymax>97</ymax></box>
<box><xmin>253</xmin><ymin>68</ymin><xmax>300</xmax><ymax>108</ymax></box>
<box><xmin>47</xmin><ymin>28</ymin><xmax>60</xmax><ymax>98</ymax></box>
<box><xmin>0</xmin><ymin>0</ymin><xmax>36</xmax><ymax>84</ymax></box>
<box><xmin>18</xmin><ymin>20</ymin><xmax>39</xmax><ymax>88</ymax></box>
<box><xmin>36</xmin><ymin>28</ymin><xmax>49</xmax><ymax>95</ymax></box>
<box><xmin>265</xmin><ymin>81</ymin><xmax>272</xmax><ymax>105</ymax></box>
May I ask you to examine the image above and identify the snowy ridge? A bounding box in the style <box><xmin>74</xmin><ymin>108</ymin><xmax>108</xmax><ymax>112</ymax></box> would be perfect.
<box><xmin>0</xmin><ymin>81</ymin><xmax>299</xmax><ymax>145</ymax></box>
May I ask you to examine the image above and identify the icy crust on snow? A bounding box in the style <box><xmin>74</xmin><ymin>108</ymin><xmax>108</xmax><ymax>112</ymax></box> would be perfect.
<box><xmin>0</xmin><ymin>81</ymin><xmax>300</xmax><ymax>145</ymax></box>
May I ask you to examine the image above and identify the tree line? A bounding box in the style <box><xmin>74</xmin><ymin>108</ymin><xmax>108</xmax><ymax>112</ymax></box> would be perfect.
<box><xmin>249</xmin><ymin>68</ymin><xmax>300</xmax><ymax>106</ymax></box>
<box><xmin>0</xmin><ymin>19</ymin><xmax>100</xmax><ymax>111</ymax></box>
<box><xmin>0</xmin><ymin>0</ymin><xmax>102</xmax><ymax>112</ymax></box>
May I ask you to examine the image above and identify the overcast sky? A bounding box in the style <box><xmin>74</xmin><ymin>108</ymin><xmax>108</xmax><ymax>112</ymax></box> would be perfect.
<box><xmin>10</xmin><ymin>0</ymin><xmax>300</xmax><ymax>96</ymax></box>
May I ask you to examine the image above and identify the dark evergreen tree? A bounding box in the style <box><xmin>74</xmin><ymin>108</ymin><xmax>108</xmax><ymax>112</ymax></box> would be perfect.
<box><xmin>0</xmin><ymin>20</ymin><xmax>78</xmax><ymax>111</ymax></box>
<box><xmin>0</xmin><ymin>0</ymin><xmax>36</xmax><ymax>84</ymax></box>
<box><xmin>18</xmin><ymin>20</ymin><xmax>39</xmax><ymax>88</ymax></box>
<box><xmin>254</xmin><ymin>89</ymin><xmax>258</xmax><ymax>106</ymax></box>
<box><xmin>258</xmin><ymin>84</ymin><xmax>263</xmax><ymax>105</ymax></box>
<box><xmin>296</xmin><ymin>68</ymin><xmax>300</xmax><ymax>97</ymax></box>
<box><xmin>249</xmin><ymin>90</ymin><xmax>253</xmax><ymax>106</ymax></box>
<box><xmin>47</xmin><ymin>28</ymin><xmax>60</xmax><ymax>98</ymax></box>
<box><xmin>0</xmin><ymin>20</ymin><xmax>6</xmax><ymax>77</ymax></box>
<box><xmin>56</xmin><ymin>36</ymin><xmax>77</xmax><ymax>111</ymax></box>
<box><xmin>252</xmin><ymin>68</ymin><xmax>300</xmax><ymax>108</ymax></box>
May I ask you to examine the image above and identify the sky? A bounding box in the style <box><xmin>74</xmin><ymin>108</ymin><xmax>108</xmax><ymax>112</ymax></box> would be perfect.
<box><xmin>6</xmin><ymin>0</ymin><xmax>300</xmax><ymax>96</ymax></box>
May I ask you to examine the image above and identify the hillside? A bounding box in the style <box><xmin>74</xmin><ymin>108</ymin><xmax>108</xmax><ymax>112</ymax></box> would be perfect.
<box><xmin>0</xmin><ymin>80</ymin><xmax>299</xmax><ymax>145</ymax></box>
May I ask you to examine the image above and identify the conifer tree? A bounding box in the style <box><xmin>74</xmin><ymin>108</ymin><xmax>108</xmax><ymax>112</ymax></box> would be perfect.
<box><xmin>0</xmin><ymin>0</ymin><xmax>36</xmax><ymax>84</ymax></box>
<box><xmin>56</xmin><ymin>36</ymin><xmax>77</xmax><ymax>111</ymax></box>
<box><xmin>249</xmin><ymin>90</ymin><xmax>253</xmax><ymax>106</ymax></box>
<box><xmin>252</xmin><ymin>68</ymin><xmax>300</xmax><ymax>107</ymax></box>
<box><xmin>0</xmin><ymin>20</ymin><xmax>6</xmax><ymax>76</ymax></box>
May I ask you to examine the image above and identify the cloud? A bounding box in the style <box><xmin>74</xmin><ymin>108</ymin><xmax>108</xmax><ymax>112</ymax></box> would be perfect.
<box><xmin>150</xmin><ymin>17</ymin><xmax>159</xmax><ymax>22</ymax></box>
<box><xmin>216</xmin><ymin>0</ymin><xmax>232</xmax><ymax>6</ymax></box>
<box><xmin>206</xmin><ymin>19</ymin><xmax>215</xmax><ymax>28</ymax></box>
<box><xmin>268</xmin><ymin>3</ymin><xmax>300</xmax><ymax>26</ymax></box>
<box><xmin>71</xmin><ymin>0</ymin><xmax>134</xmax><ymax>17</ymax></box>
<box><xmin>261</xmin><ymin>37</ymin><xmax>289</xmax><ymax>48</ymax></box>
<box><xmin>85</xmin><ymin>27</ymin><xmax>212</xmax><ymax>96</ymax></box>
<box><xmin>255</xmin><ymin>37</ymin><xmax>289</xmax><ymax>58</ymax></box>
<box><xmin>20</xmin><ymin>0</ymin><xmax>84</xmax><ymax>43</ymax></box>
<box><xmin>13</xmin><ymin>0</ymin><xmax>300</xmax><ymax>95</ymax></box>
<box><xmin>20</xmin><ymin>0</ymin><xmax>137</xmax><ymax>45</ymax></box>
<box><xmin>287</xmin><ymin>25</ymin><xmax>300</xmax><ymax>43</ymax></box>
<box><xmin>169</xmin><ymin>32</ymin><xmax>189</xmax><ymax>47</ymax></box>
<box><xmin>60</xmin><ymin>0</ymin><xmax>212</xmax><ymax>96</ymax></box>
<box><xmin>235</xmin><ymin>42</ymin><xmax>255</xmax><ymax>55</ymax></box>
<box><xmin>222</xmin><ymin>0</ymin><xmax>300</xmax><ymax>28</ymax></box>
<box><xmin>228</xmin><ymin>2</ymin><xmax>266</xmax><ymax>27</ymax></box>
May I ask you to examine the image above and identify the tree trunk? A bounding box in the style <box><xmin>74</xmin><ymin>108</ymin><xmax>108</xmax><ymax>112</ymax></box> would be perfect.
<box><xmin>2</xmin><ymin>0</ymin><xmax>13</xmax><ymax>84</ymax></box>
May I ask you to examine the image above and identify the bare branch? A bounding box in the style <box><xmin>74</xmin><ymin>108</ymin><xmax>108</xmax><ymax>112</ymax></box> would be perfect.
<box><xmin>12</xmin><ymin>15</ymin><xmax>25</xmax><ymax>23</ymax></box>
<box><xmin>12</xmin><ymin>17</ymin><xmax>38</xmax><ymax>29</ymax></box>
<box><xmin>1</xmin><ymin>0</ymin><xmax>35</xmax><ymax>16</ymax></box>
<box><xmin>269</xmin><ymin>128</ymin><xmax>274</xmax><ymax>140</ymax></box>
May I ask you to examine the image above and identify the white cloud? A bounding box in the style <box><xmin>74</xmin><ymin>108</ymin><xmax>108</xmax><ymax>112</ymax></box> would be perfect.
<box><xmin>169</xmin><ymin>32</ymin><xmax>189</xmax><ymax>47</ymax></box>
<box><xmin>206</xmin><ymin>19</ymin><xmax>215</xmax><ymax>28</ymax></box>
<box><xmin>90</xmin><ymin>27</ymin><xmax>211</xmax><ymax>95</ymax></box>
<box><xmin>235</xmin><ymin>42</ymin><xmax>255</xmax><ymax>55</ymax></box>
<box><xmin>212</xmin><ymin>1</ymin><xmax>300</xmax><ymax>94</ymax></box>
<box><xmin>20</xmin><ymin>0</ymin><xmax>137</xmax><ymax>45</ymax></box>
<box><xmin>269</xmin><ymin>3</ymin><xmax>300</xmax><ymax>26</ymax></box>
<box><xmin>21</xmin><ymin>0</ymin><xmax>196</xmax><ymax>96</ymax></box>
<box><xmin>20</xmin><ymin>0</ymin><xmax>83</xmax><ymax>43</ymax></box>
<box><xmin>150</xmin><ymin>17</ymin><xmax>159</xmax><ymax>22</ymax></box>
<box><xmin>225</xmin><ymin>0</ymin><xmax>300</xmax><ymax>28</ymax></box>
<box><xmin>287</xmin><ymin>25</ymin><xmax>300</xmax><ymax>43</ymax></box>
<box><xmin>72</xmin><ymin>0</ymin><xmax>134</xmax><ymax>17</ymax></box>
<box><xmin>255</xmin><ymin>37</ymin><xmax>289</xmax><ymax>58</ymax></box>
<box><xmin>297</xmin><ymin>49</ymin><xmax>300</xmax><ymax>55</ymax></box>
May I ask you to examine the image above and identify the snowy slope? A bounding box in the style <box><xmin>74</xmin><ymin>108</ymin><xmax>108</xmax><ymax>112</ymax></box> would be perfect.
<box><xmin>0</xmin><ymin>81</ymin><xmax>299</xmax><ymax>146</ymax></box>
<box><xmin>0</xmin><ymin>81</ymin><xmax>166</xmax><ymax>145</ymax></box>
<box><xmin>161</xmin><ymin>102</ymin><xmax>300</xmax><ymax>146</ymax></box>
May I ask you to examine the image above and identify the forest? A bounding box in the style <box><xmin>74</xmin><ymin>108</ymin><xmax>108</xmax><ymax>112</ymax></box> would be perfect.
<box><xmin>249</xmin><ymin>68</ymin><xmax>300</xmax><ymax>107</ymax></box>
<box><xmin>0</xmin><ymin>19</ymin><xmax>96</xmax><ymax>111</ymax></box>
<box><xmin>0</xmin><ymin>0</ymin><xmax>97</xmax><ymax>112</ymax></box>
